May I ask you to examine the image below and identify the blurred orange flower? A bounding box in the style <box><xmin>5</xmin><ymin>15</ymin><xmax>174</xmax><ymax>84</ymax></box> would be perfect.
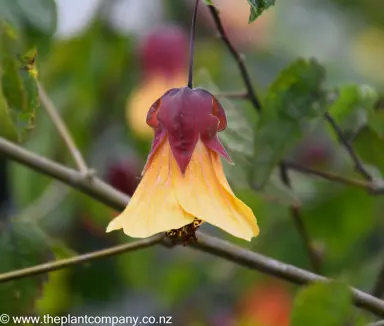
<box><xmin>200</xmin><ymin>0</ymin><xmax>272</xmax><ymax>48</ymax></box>
<box><xmin>108</xmin><ymin>87</ymin><xmax>259</xmax><ymax>241</ymax></box>
<box><xmin>238</xmin><ymin>282</ymin><xmax>292</xmax><ymax>326</ymax></box>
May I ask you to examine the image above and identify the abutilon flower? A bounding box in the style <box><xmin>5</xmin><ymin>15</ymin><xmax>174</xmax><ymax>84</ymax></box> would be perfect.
<box><xmin>107</xmin><ymin>87</ymin><xmax>259</xmax><ymax>241</ymax></box>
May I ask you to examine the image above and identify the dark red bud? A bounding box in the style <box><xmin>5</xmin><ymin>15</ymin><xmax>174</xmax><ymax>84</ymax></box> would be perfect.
<box><xmin>140</xmin><ymin>25</ymin><xmax>189</xmax><ymax>78</ymax></box>
<box><xmin>295</xmin><ymin>139</ymin><xmax>333</xmax><ymax>168</ymax></box>
<box><xmin>107</xmin><ymin>159</ymin><xmax>141</xmax><ymax>197</ymax></box>
<box><xmin>145</xmin><ymin>87</ymin><xmax>232</xmax><ymax>174</ymax></box>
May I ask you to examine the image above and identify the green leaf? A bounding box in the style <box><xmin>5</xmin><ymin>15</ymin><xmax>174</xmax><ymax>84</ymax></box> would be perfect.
<box><xmin>328</xmin><ymin>84</ymin><xmax>379</xmax><ymax>137</ymax></box>
<box><xmin>262</xmin><ymin>171</ymin><xmax>301</xmax><ymax>206</ymax></box>
<box><xmin>203</xmin><ymin>0</ymin><xmax>214</xmax><ymax>5</ymax></box>
<box><xmin>291</xmin><ymin>282</ymin><xmax>352</xmax><ymax>326</ymax></box>
<box><xmin>196</xmin><ymin>69</ymin><xmax>256</xmax><ymax>189</ymax></box>
<box><xmin>247</xmin><ymin>0</ymin><xmax>275</xmax><ymax>23</ymax></box>
<box><xmin>0</xmin><ymin>26</ymin><xmax>38</xmax><ymax>142</ymax></box>
<box><xmin>354</xmin><ymin>127</ymin><xmax>384</xmax><ymax>175</ymax></box>
<box><xmin>253</xmin><ymin>119</ymin><xmax>300</xmax><ymax>188</ymax></box>
<box><xmin>367</xmin><ymin>98</ymin><xmax>384</xmax><ymax>138</ymax></box>
<box><xmin>0</xmin><ymin>218</ymin><xmax>52</xmax><ymax>314</ymax></box>
<box><xmin>253</xmin><ymin>58</ymin><xmax>326</xmax><ymax>188</ymax></box>
<box><xmin>0</xmin><ymin>81</ymin><xmax>17</xmax><ymax>140</ymax></box>
<box><xmin>14</xmin><ymin>0</ymin><xmax>56</xmax><ymax>34</ymax></box>
<box><xmin>0</xmin><ymin>0</ymin><xmax>56</xmax><ymax>141</ymax></box>
<box><xmin>0</xmin><ymin>0</ymin><xmax>56</xmax><ymax>46</ymax></box>
<box><xmin>303</xmin><ymin>187</ymin><xmax>374</xmax><ymax>260</ymax></box>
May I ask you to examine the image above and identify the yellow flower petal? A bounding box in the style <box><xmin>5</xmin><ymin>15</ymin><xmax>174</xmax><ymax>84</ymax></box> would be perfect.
<box><xmin>172</xmin><ymin>140</ymin><xmax>259</xmax><ymax>241</ymax></box>
<box><xmin>126</xmin><ymin>74</ymin><xmax>186</xmax><ymax>139</ymax></box>
<box><xmin>108</xmin><ymin>137</ymin><xmax>259</xmax><ymax>241</ymax></box>
<box><xmin>107</xmin><ymin>139</ymin><xmax>194</xmax><ymax>238</ymax></box>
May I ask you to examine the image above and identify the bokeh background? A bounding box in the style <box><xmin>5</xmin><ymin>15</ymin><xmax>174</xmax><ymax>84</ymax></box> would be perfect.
<box><xmin>1</xmin><ymin>0</ymin><xmax>384</xmax><ymax>325</ymax></box>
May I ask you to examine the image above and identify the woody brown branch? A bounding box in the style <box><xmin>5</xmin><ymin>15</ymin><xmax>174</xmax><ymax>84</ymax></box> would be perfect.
<box><xmin>207</xmin><ymin>4</ymin><xmax>261</xmax><ymax>111</ymax></box>
<box><xmin>324</xmin><ymin>112</ymin><xmax>372</xmax><ymax>181</ymax></box>
<box><xmin>279</xmin><ymin>162</ymin><xmax>322</xmax><ymax>274</ymax></box>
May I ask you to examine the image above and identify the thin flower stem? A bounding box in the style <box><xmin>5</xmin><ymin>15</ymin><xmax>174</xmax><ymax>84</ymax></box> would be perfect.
<box><xmin>206</xmin><ymin>4</ymin><xmax>262</xmax><ymax>111</ymax></box>
<box><xmin>187</xmin><ymin>0</ymin><xmax>200</xmax><ymax>89</ymax></box>
<box><xmin>0</xmin><ymin>235</ymin><xmax>164</xmax><ymax>284</ymax></box>
<box><xmin>324</xmin><ymin>112</ymin><xmax>372</xmax><ymax>181</ymax></box>
<box><xmin>37</xmin><ymin>81</ymin><xmax>92</xmax><ymax>176</ymax></box>
<box><xmin>279</xmin><ymin>163</ymin><xmax>322</xmax><ymax>274</ymax></box>
<box><xmin>1</xmin><ymin>137</ymin><xmax>384</xmax><ymax>316</ymax></box>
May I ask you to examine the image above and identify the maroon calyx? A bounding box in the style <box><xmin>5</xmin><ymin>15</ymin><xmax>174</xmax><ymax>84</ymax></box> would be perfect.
<box><xmin>145</xmin><ymin>87</ymin><xmax>232</xmax><ymax>174</ymax></box>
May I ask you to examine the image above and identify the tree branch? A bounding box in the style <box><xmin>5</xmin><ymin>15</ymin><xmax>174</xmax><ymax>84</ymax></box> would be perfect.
<box><xmin>284</xmin><ymin>161</ymin><xmax>375</xmax><ymax>191</ymax></box>
<box><xmin>279</xmin><ymin>162</ymin><xmax>322</xmax><ymax>274</ymax></box>
<box><xmin>37</xmin><ymin>81</ymin><xmax>92</xmax><ymax>176</ymax></box>
<box><xmin>207</xmin><ymin>4</ymin><xmax>262</xmax><ymax>111</ymax></box>
<box><xmin>0</xmin><ymin>138</ymin><xmax>128</xmax><ymax>211</ymax></box>
<box><xmin>324</xmin><ymin>112</ymin><xmax>372</xmax><ymax>181</ymax></box>
<box><xmin>0</xmin><ymin>235</ymin><xmax>163</xmax><ymax>284</ymax></box>
<box><xmin>1</xmin><ymin>137</ymin><xmax>384</xmax><ymax>316</ymax></box>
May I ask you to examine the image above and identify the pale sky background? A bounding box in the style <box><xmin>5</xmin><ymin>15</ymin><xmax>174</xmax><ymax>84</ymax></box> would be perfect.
<box><xmin>55</xmin><ymin>0</ymin><xmax>164</xmax><ymax>38</ymax></box>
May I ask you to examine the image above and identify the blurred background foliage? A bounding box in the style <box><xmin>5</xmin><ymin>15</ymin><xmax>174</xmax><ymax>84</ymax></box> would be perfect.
<box><xmin>0</xmin><ymin>0</ymin><xmax>384</xmax><ymax>325</ymax></box>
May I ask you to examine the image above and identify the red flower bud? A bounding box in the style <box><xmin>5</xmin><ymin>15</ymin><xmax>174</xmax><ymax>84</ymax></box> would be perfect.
<box><xmin>107</xmin><ymin>159</ymin><xmax>141</xmax><ymax>197</ymax></box>
<box><xmin>140</xmin><ymin>25</ymin><xmax>189</xmax><ymax>79</ymax></box>
<box><xmin>145</xmin><ymin>87</ymin><xmax>232</xmax><ymax>174</ymax></box>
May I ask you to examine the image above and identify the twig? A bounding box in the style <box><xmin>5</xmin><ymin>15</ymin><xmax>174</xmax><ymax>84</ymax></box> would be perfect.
<box><xmin>373</xmin><ymin>260</ymin><xmax>384</xmax><ymax>299</ymax></box>
<box><xmin>1</xmin><ymin>137</ymin><xmax>384</xmax><ymax>316</ymax></box>
<box><xmin>0</xmin><ymin>235</ymin><xmax>163</xmax><ymax>283</ymax></box>
<box><xmin>0</xmin><ymin>138</ymin><xmax>128</xmax><ymax>211</ymax></box>
<box><xmin>207</xmin><ymin>4</ymin><xmax>262</xmax><ymax>111</ymax></box>
<box><xmin>284</xmin><ymin>161</ymin><xmax>375</xmax><ymax>191</ymax></box>
<box><xmin>279</xmin><ymin>163</ymin><xmax>322</xmax><ymax>274</ymax></box>
<box><xmin>324</xmin><ymin>112</ymin><xmax>372</xmax><ymax>181</ymax></box>
<box><xmin>37</xmin><ymin>81</ymin><xmax>92</xmax><ymax>176</ymax></box>
<box><xmin>192</xmin><ymin>232</ymin><xmax>384</xmax><ymax>317</ymax></box>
